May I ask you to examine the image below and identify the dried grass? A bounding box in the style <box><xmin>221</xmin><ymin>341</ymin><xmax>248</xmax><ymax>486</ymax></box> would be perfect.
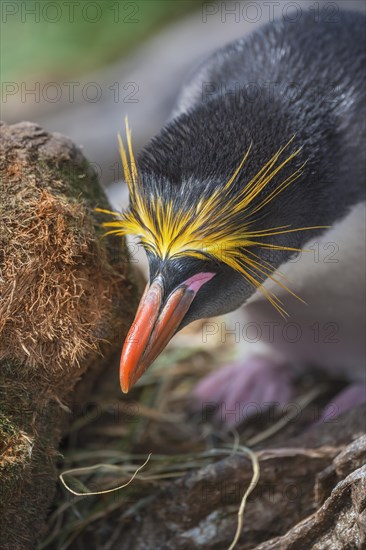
<box><xmin>1</xmin><ymin>188</ymin><xmax>117</xmax><ymax>371</ymax></box>
<box><xmin>40</xmin><ymin>335</ymin><xmax>332</xmax><ymax>550</ymax></box>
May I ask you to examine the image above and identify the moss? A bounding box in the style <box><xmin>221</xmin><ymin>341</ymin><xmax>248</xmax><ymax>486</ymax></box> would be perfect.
<box><xmin>0</xmin><ymin>121</ymin><xmax>138</xmax><ymax>549</ymax></box>
<box><xmin>0</xmin><ymin>412</ymin><xmax>18</xmax><ymax>441</ymax></box>
<box><xmin>0</xmin><ymin>122</ymin><xmax>136</xmax><ymax>375</ymax></box>
<box><xmin>0</xmin><ymin>413</ymin><xmax>32</xmax><ymax>478</ymax></box>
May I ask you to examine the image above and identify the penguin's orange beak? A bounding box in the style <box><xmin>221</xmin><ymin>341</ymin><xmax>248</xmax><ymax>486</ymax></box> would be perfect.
<box><xmin>120</xmin><ymin>272</ymin><xmax>216</xmax><ymax>393</ymax></box>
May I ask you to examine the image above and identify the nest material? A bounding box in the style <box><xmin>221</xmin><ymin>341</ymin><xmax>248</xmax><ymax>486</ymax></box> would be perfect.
<box><xmin>0</xmin><ymin>121</ymin><xmax>138</xmax><ymax>549</ymax></box>
<box><xmin>41</xmin><ymin>335</ymin><xmax>366</xmax><ymax>550</ymax></box>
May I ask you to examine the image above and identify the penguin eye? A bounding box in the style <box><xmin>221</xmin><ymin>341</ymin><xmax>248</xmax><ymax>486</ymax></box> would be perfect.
<box><xmin>139</xmin><ymin>241</ymin><xmax>154</xmax><ymax>254</ymax></box>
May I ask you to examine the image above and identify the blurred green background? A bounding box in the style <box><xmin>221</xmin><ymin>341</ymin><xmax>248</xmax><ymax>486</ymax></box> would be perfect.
<box><xmin>2</xmin><ymin>0</ymin><xmax>201</xmax><ymax>84</ymax></box>
<box><xmin>2</xmin><ymin>0</ymin><xmax>362</xmax><ymax>193</ymax></box>
<box><xmin>1</xmin><ymin>0</ymin><xmax>210</xmax><ymax>190</ymax></box>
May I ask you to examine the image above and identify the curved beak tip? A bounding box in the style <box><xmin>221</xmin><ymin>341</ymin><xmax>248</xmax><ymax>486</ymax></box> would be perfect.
<box><xmin>119</xmin><ymin>272</ymin><xmax>216</xmax><ymax>393</ymax></box>
<box><xmin>120</xmin><ymin>374</ymin><xmax>130</xmax><ymax>394</ymax></box>
<box><xmin>120</xmin><ymin>352</ymin><xmax>139</xmax><ymax>394</ymax></box>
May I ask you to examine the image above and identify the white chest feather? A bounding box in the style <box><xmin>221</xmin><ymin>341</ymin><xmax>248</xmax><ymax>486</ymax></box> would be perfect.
<box><xmin>232</xmin><ymin>202</ymin><xmax>366</xmax><ymax>381</ymax></box>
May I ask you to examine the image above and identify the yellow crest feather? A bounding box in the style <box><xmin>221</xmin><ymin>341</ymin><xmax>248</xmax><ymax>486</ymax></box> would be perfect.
<box><xmin>96</xmin><ymin>119</ymin><xmax>328</xmax><ymax>316</ymax></box>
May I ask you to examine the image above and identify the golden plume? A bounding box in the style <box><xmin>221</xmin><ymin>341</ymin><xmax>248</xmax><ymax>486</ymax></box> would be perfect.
<box><xmin>96</xmin><ymin>118</ymin><xmax>327</xmax><ymax>316</ymax></box>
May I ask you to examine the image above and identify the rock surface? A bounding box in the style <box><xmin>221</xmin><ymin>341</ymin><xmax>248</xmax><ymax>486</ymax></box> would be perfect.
<box><xmin>0</xmin><ymin>121</ymin><xmax>138</xmax><ymax>549</ymax></box>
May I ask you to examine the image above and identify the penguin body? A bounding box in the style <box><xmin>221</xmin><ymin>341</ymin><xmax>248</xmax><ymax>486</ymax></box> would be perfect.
<box><xmin>108</xmin><ymin>11</ymin><xmax>365</xmax><ymax>413</ymax></box>
<box><xmin>172</xmin><ymin>10</ymin><xmax>366</xmax><ymax>418</ymax></box>
<box><xmin>231</xmin><ymin>201</ymin><xmax>365</xmax><ymax>380</ymax></box>
<box><xmin>137</xmin><ymin>10</ymin><xmax>365</xmax><ymax>321</ymax></box>
<box><xmin>152</xmin><ymin>9</ymin><xmax>366</xmax><ymax>222</ymax></box>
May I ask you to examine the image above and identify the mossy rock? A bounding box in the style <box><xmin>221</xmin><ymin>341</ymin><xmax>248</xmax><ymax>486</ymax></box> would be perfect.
<box><xmin>0</xmin><ymin>121</ymin><xmax>138</xmax><ymax>549</ymax></box>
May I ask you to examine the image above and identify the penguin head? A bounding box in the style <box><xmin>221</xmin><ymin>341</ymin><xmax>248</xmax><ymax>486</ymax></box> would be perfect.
<box><xmin>97</xmin><ymin>118</ymin><xmax>327</xmax><ymax>393</ymax></box>
<box><xmin>116</xmin><ymin>244</ymin><xmax>254</xmax><ymax>393</ymax></box>
<box><xmin>147</xmin><ymin>252</ymin><xmax>251</xmax><ymax>326</ymax></box>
